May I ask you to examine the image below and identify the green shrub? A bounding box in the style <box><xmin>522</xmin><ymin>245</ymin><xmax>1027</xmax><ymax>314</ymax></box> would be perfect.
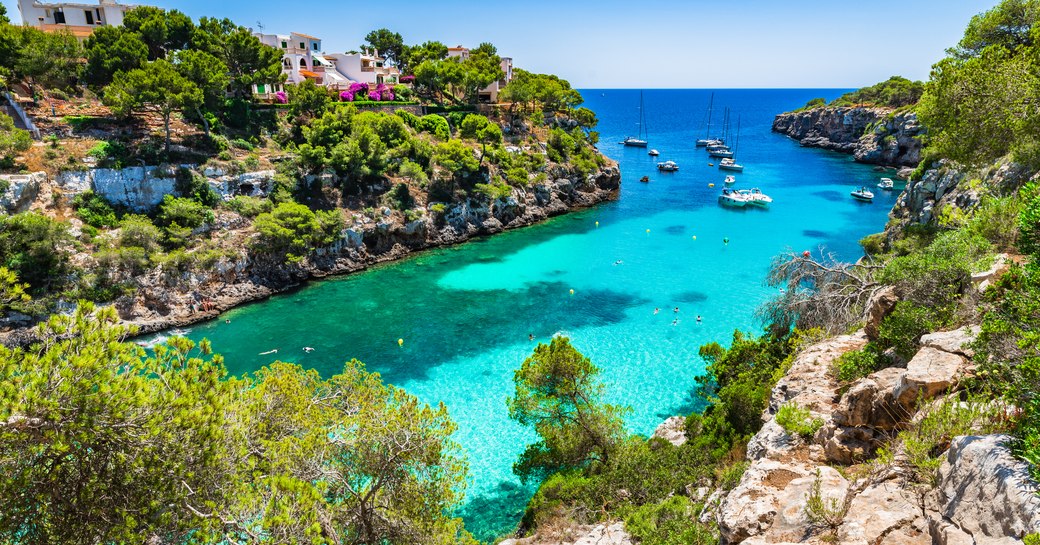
<box><xmin>231</xmin><ymin>138</ymin><xmax>254</xmax><ymax>151</ymax></box>
<box><xmin>387</xmin><ymin>182</ymin><xmax>414</xmax><ymax>210</ymax></box>
<box><xmin>1024</xmin><ymin>534</ymin><xmax>1040</xmax><ymax>545</ymax></box>
<box><xmin>157</xmin><ymin>195</ymin><xmax>212</xmax><ymax>230</ymax></box>
<box><xmin>0</xmin><ymin>212</ymin><xmax>72</xmax><ymax>295</ymax></box>
<box><xmin>624</xmin><ymin>496</ymin><xmax>716</xmax><ymax>545</ymax></box>
<box><xmin>803</xmin><ymin>469</ymin><xmax>851</xmax><ymax>540</ymax></box>
<box><xmin>226</xmin><ymin>195</ymin><xmax>272</xmax><ymax>218</ymax></box>
<box><xmin>71</xmin><ymin>191</ymin><xmax>119</xmax><ymax>228</ymax></box>
<box><xmin>876</xmin><ymin>303</ymin><xmax>938</xmax><ymax>360</ymax></box>
<box><xmin>175</xmin><ymin>168</ymin><xmax>220</xmax><ymax>207</ymax></box>
<box><xmin>859</xmin><ymin>232</ymin><xmax>886</xmax><ymax>255</ymax></box>
<box><xmin>118</xmin><ymin>215</ymin><xmax>161</xmax><ymax>254</ymax></box>
<box><xmin>473</xmin><ymin>181</ymin><xmax>512</xmax><ymax>200</ymax></box>
<box><xmin>1019</xmin><ymin>182</ymin><xmax>1040</xmax><ymax>258</ymax></box>
<box><xmin>831</xmin><ymin>347</ymin><xmax>881</xmax><ymax>383</ymax></box>
<box><xmin>879</xmin><ymin>228</ymin><xmax>993</xmax><ymax>311</ymax></box>
<box><xmin>0</xmin><ymin>114</ymin><xmax>32</xmax><ymax>164</ymax></box>
<box><xmin>775</xmin><ymin>402</ymin><xmax>824</xmax><ymax>439</ymax></box>
<box><xmin>252</xmin><ymin>202</ymin><xmax>343</xmax><ymax>263</ymax></box>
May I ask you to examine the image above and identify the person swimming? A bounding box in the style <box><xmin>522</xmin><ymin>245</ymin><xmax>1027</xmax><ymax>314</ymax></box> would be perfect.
<box><xmin>697</xmin><ymin>315</ymin><xmax>703</xmax><ymax>322</ymax></box>
<box><xmin>225</xmin><ymin>319</ymin><xmax>231</xmax><ymax>324</ymax></box>
<box><xmin>614</xmin><ymin>260</ymin><xmax>623</xmax><ymax>265</ymax></box>
<box><xmin>259</xmin><ymin>349</ymin><xmax>278</xmax><ymax>355</ymax></box>
<box><xmin>303</xmin><ymin>347</ymin><xmax>315</xmax><ymax>352</ymax></box>
<box><xmin>529</xmin><ymin>334</ymin><xmax>534</xmax><ymax>341</ymax></box>
<box><xmin>672</xmin><ymin>319</ymin><xmax>678</xmax><ymax>326</ymax></box>
<box><xmin>654</xmin><ymin>308</ymin><xmax>660</xmax><ymax>315</ymax></box>
<box><xmin>673</xmin><ymin>307</ymin><xmax>680</xmax><ymax>313</ymax></box>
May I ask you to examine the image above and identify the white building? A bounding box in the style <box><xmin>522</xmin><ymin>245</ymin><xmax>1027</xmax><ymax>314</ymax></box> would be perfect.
<box><xmin>17</xmin><ymin>0</ymin><xmax>136</xmax><ymax>40</ymax></box>
<box><xmin>446</xmin><ymin>45</ymin><xmax>513</xmax><ymax>103</ymax></box>
<box><xmin>326</xmin><ymin>50</ymin><xmax>401</xmax><ymax>87</ymax></box>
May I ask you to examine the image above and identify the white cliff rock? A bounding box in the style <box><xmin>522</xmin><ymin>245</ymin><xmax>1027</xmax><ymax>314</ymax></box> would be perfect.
<box><xmin>892</xmin><ymin>347</ymin><xmax>969</xmax><ymax>412</ymax></box>
<box><xmin>0</xmin><ymin>172</ymin><xmax>45</xmax><ymax>214</ymax></box>
<box><xmin>499</xmin><ymin>522</ymin><xmax>633</xmax><ymax>545</ymax></box>
<box><xmin>652</xmin><ymin>416</ymin><xmax>687</xmax><ymax>446</ymax></box>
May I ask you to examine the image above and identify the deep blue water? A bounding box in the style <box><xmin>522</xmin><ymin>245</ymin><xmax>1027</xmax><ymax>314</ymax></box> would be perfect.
<box><xmin>169</xmin><ymin>89</ymin><xmax>900</xmax><ymax>541</ymax></box>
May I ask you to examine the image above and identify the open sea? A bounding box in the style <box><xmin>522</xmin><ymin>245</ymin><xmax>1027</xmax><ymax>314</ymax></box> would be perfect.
<box><xmin>177</xmin><ymin>89</ymin><xmax>900</xmax><ymax>540</ymax></box>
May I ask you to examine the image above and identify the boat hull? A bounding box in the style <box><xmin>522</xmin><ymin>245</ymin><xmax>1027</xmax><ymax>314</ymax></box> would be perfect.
<box><xmin>623</xmin><ymin>139</ymin><xmax>648</xmax><ymax>148</ymax></box>
<box><xmin>719</xmin><ymin>164</ymin><xmax>744</xmax><ymax>172</ymax></box>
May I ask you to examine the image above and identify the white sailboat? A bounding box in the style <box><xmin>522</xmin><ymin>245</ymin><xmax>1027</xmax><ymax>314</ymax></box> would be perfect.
<box><xmin>696</xmin><ymin>92</ymin><xmax>721</xmax><ymax>147</ymax></box>
<box><xmin>623</xmin><ymin>91</ymin><xmax>649</xmax><ymax>148</ymax></box>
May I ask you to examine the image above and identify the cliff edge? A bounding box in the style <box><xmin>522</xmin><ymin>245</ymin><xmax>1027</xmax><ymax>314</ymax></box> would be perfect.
<box><xmin>772</xmin><ymin>106</ymin><xmax>924</xmax><ymax>169</ymax></box>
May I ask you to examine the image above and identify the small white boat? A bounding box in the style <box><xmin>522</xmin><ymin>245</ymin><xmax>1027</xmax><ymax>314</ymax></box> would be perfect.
<box><xmin>724</xmin><ymin>175</ymin><xmax>736</xmax><ymax>185</ymax></box>
<box><xmin>877</xmin><ymin>178</ymin><xmax>894</xmax><ymax>190</ymax></box>
<box><xmin>741</xmin><ymin>188</ymin><xmax>772</xmax><ymax>207</ymax></box>
<box><xmin>623</xmin><ymin>136</ymin><xmax>648</xmax><ymax>148</ymax></box>
<box><xmin>706</xmin><ymin>144</ymin><xmax>730</xmax><ymax>153</ymax></box>
<box><xmin>709</xmin><ymin>149</ymin><xmax>734</xmax><ymax>159</ymax></box>
<box><xmin>696</xmin><ymin>138</ymin><xmax>722</xmax><ymax>147</ymax></box>
<box><xmin>851</xmin><ymin>187</ymin><xmax>874</xmax><ymax>201</ymax></box>
<box><xmin>648</xmin><ymin>149</ymin><xmax>660</xmax><ymax>156</ymax></box>
<box><xmin>657</xmin><ymin>160</ymin><xmax>679</xmax><ymax>172</ymax></box>
<box><xmin>719</xmin><ymin>158</ymin><xmax>744</xmax><ymax>172</ymax></box>
<box><xmin>718</xmin><ymin>187</ymin><xmax>748</xmax><ymax>207</ymax></box>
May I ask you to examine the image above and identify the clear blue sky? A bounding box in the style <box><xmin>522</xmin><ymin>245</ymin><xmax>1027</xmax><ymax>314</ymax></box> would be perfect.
<box><xmin>3</xmin><ymin>0</ymin><xmax>998</xmax><ymax>88</ymax></box>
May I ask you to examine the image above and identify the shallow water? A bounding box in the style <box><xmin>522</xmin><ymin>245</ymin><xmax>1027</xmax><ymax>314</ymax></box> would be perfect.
<box><xmin>184</xmin><ymin>89</ymin><xmax>899</xmax><ymax>540</ymax></box>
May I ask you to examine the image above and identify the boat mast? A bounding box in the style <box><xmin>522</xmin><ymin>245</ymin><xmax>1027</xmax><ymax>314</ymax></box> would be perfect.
<box><xmin>705</xmin><ymin>92</ymin><xmax>714</xmax><ymax>139</ymax></box>
<box><xmin>735</xmin><ymin>115</ymin><xmax>741</xmax><ymax>155</ymax></box>
<box><xmin>640</xmin><ymin>91</ymin><xmax>648</xmax><ymax>140</ymax></box>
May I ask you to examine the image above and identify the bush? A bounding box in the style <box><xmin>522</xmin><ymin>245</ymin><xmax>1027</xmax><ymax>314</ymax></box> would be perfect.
<box><xmin>803</xmin><ymin>469</ymin><xmax>851</xmax><ymax>540</ymax></box>
<box><xmin>387</xmin><ymin>183</ymin><xmax>414</xmax><ymax>211</ymax></box>
<box><xmin>831</xmin><ymin>347</ymin><xmax>881</xmax><ymax>383</ymax></box>
<box><xmin>71</xmin><ymin>191</ymin><xmax>119</xmax><ymax>228</ymax></box>
<box><xmin>230</xmin><ymin>138</ymin><xmax>254</xmax><ymax>151</ymax></box>
<box><xmin>624</xmin><ymin>496</ymin><xmax>716</xmax><ymax>545</ymax></box>
<box><xmin>775</xmin><ymin>402</ymin><xmax>824</xmax><ymax>439</ymax></box>
<box><xmin>0</xmin><ymin>114</ymin><xmax>32</xmax><ymax>165</ymax></box>
<box><xmin>226</xmin><ymin>195</ymin><xmax>272</xmax><ymax>218</ymax></box>
<box><xmin>118</xmin><ymin>215</ymin><xmax>161</xmax><ymax>254</ymax></box>
<box><xmin>876</xmin><ymin>303</ymin><xmax>938</xmax><ymax>360</ymax></box>
<box><xmin>0</xmin><ymin>212</ymin><xmax>72</xmax><ymax>295</ymax></box>
<box><xmin>879</xmin><ymin>228</ymin><xmax>993</xmax><ymax>312</ymax></box>
<box><xmin>1019</xmin><ymin>182</ymin><xmax>1040</xmax><ymax>258</ymax></box>
<box><xmin>252</xmin><ymin>202</ymin><xmax>343</xmax><ymax>263</ymax></box>
<box><xmin>157</xmin><ymin>195</ymin><xmax>212</xmax><ymax>230</ymax></box>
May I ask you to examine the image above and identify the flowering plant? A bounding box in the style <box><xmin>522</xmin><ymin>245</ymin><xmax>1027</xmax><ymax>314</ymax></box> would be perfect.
<box><xmin>368</xmin><ymin>90</ymin><xmax>381</xmax><ymax>101</ymax></box>
<box><xmin>339</xmin><ymin>91</ymin><xmax>354</xmax><ymax>102</ymax></box>
<box><xmin>274</xmin><ymin>91</ymin><xmax>287</xmax><ymax>104</ymax></box>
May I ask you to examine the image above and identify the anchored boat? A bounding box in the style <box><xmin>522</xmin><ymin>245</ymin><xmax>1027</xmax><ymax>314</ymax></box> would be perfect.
<box><xmin>623</xmin><ymin>91</ymin><xmax>649</xmax><ymax>148</ymax></box>
<box><xmin>718</xmin><ymin>188</ymin><xmax>749</xmax><ymax>207</ymax></box>
<box><xmin>657</xmin><ymin>160</ymin><xmax>679</xmax><ymax>172</ymax></box>
<box><xmin>851</xmin><ymin>187</ymin><xmax>875</xmax><ymax>201</ymax></box>
<box><xmin>877</xmin><ymin>178</ymin><xmax>894</xmax><ymax>190</ymax></box>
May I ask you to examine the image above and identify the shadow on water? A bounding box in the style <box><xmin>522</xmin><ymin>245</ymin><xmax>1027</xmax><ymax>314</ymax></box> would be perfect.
<box><xmin>457</xmin><ymin>479</ymin><xmax>538</xmax><ymax>543</ymax></box>
<box><xmin>673</xmin><ymin>290</ymin><xmax>709</xmax><ymax>304</ymax></box>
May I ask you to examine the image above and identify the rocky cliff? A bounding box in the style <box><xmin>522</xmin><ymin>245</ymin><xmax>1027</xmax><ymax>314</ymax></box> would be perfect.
<box><xmin>0</xmin><ymin>160</ymin><xmax>621</xmax><ymax>343</ymax></box>
<box><xmin>772</xmin><ymin>106</ymin><xmax>924</xmax><ymax>168</ymax></box>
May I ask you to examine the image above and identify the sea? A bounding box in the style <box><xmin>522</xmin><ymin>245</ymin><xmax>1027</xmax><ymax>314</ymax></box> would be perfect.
<box><xmin>174</xmin><ymin>89</ymin><xmax>900</xmax><ymax>541</ymax></box>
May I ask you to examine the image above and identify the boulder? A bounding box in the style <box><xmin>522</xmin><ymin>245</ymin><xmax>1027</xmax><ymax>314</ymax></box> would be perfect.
<box><xmin>864</xmin><ymin>286</ymin><xmax>899</xmax><ymax>341</ymax></box>
<box><xmin>0</xmin><ymin>171</ymin><xmax>45</xmax><ymax>214</ymax></box>
<box><xmin>972</xmin><ymin>254</ymin><xmax>1010</xmax><ymax>292</ymax></box>
<box><xmin>930</xmin><ymin>435</ymin><xmax>1040</xmax><ymax>543</ymax></box>
<box><xmin>919</xmin><ymin>326</ymin><xmax>980</xmax><ymax>358</ymax></box>
<box><xmin>651</xmin><ymin>416</ymin><xmax>687</xmax><ymax>446</ymax></box>
<box><xmin>751</xmin><ymin>466</ymin><xmax>850</xmax><ymax>544</ymax></box>
<box><xmin>747</xmin><ymin>419</ymin><xmax>795</xmax><ymax>461</ymax></box>
<box><xmin>717</xmin><ymin>457</ymin><xmax>813</xmax><ymax>543</ymax></box>
<box><xmin>499</xmin><ymin>522</ymin><xmax>632</xmax><ymax>545</ymax></box>
<box><xmin>768</xmin><ymin>331</ymin><xmax>867</xmax><ymax>416</ymax></box>
<box><xmin>892</xmin><ymin>347</ymin><xmax>968</xmax><ymax>412</ymax></box>
<box><xmin>817</xmin><ymin>423</ymin><xmax>877</xmax><ymax>464</ymax></box>
<box><xmin>833</xmin><ymin>367</ymin><xmax>904</xmax><ymax>430</ymax></box>
<box><xmin>92</xmin><ymin>166</ymin><xmax>179</xmax><ymax>211</ymax></box>
<box><xmin>840</xmin><ymin>478</ymin><xmax>929</xmax><ymax>545</ymax></box>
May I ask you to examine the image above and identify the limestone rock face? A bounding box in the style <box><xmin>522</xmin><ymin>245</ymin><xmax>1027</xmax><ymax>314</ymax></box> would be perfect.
<box><xmin>652</xmin><ymin>416</ymin><xmax>687</xmax><ymax>446</ymax></box>
<box><xmin>0</xmin><ymin>172</ymin><xmax>45</xmax><ymax>214</ymax></box>
<box><xmin>717</xmin><ymin>457</ymin><xmax>813</xmax><ymax>543</ymax></box>
<box><xmin>840</xmin><ymin>478</ymin><xmax>930</xmax><ymax>545</ymax></box>
<box><xmin>499</xmin><ymin>522</ymin><xmax>633</xmax><ymax>545</ymax></box>
<box><xmin>768</xmin><ymin>331</ymin><xmax>868</xmax><ymax>416</ymax></box>
<box><xmin>919</xmin><ymin>326</ymin><xmax>979</xmax><ymax>358</ymax></box>
<box><xmin>864</xmin><ymin>286</ymin><xmax>899</xmax><ymax>341</ymax></box>
<box><xmin>57</xmin><ymin>166</ymin><xmax>180</xmax><ymax>211</ymax></box>
<box><xmin>833</xmin><ymin>367</ymin><xmax>904</xmax><ymax>430</ymax></box>
<box><xmin>892</xmin><ymin>347</ymin><xmax>968</xmax><ymax>412</ymax></box>
<box><xmin>746</xmin><ymin>419</ymin><xmax>794</xmax><ymax>461</ymax></box>
<box><xmin>772</xmin><ymin>106</ymin><xmax>923</xmax><ymax>167</ymax></box>
<box><xmin>930</xmin><ymin>435</ymin><xmax>1040</xmax><ymax>544</ymax></box>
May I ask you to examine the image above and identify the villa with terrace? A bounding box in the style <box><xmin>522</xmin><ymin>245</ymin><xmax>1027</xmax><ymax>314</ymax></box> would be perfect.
<box><xmin>251</xmin><ymin>31</ymin><xmax>401</xmax><ymax>100</ymax></box>
<box><xmin>16</xmin><ymin>0</ymin><xmax>138</xmax><ymax>41</ymax></box>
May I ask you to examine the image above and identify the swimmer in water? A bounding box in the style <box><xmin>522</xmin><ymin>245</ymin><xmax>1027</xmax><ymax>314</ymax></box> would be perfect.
<box><xmin>672</xmin><ymin>319</ymin><xmax>678</xmax><ymax>326</ymax></box>
<box><xmin>303</xmin><ymin>347</ymin><xmax>315</xmax><ymax>352</ymax></box>
<box><xmin>529</xmin><ymin>334</ymin><xmax>534</xmax><ymax>341</ymax></box>
<box><xmin>614</xmin><ymin>260</ymin><xmax>623</xmax><ymax>265</ymax></box>
<box><xmin>225</xmin><ymin>319</ymin><xmax>231</xmax><ymax>324</ymax></box>
<box><xmin>259</xmin><ymin>349</ymin><xmax>278</xmax><ymax>355</ymax></box>
<box><xmin>654</xmin><ymin>308</ymin><xmax>660</xmax><ymax>315</ymax></box>
<box><xmin>697</xmin><ymin>315</ymin><xmax>703</xmax><ymax>322</ymax></box>
<box><xmin>674</xmin><ymin>307</ymin><xmax>680</xmax><ymax>313</ymax></box>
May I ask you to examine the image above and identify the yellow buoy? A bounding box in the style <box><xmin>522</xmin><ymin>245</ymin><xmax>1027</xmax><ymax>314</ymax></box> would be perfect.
<box><xmin>692</xmin><ymin>235</ymin><xmax>697</xmax><ymax>240</ymax></box>
<box><xmin>569</xmin><ymin>289</ymin><xmax>575</xmax><ymax>295</ymax></box>
<box><xmin>595</xmin><ymin>221</ymin><xmax>599</xmax><ymax>227</ymax></box>
<box><xmin>645</xmin><ymin>229</ymin><xmax>651</xmax><ymax>234</ymax></box>
<box><xmin>398</xmin><ymin>338</ymin><xmax>404</xmax><ymax>346</ymax></box>
<box><xmin>708</xmin><ymin>183</ymin><xmax>715</xmax><ymax>188</ymax></box>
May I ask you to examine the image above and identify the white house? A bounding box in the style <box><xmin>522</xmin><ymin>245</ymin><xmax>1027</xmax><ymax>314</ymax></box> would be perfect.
<box><xmin>17</xmin><ymin>0</ymin><xmax>136</xmax><ymax>40</ymax></box>
<box><xmin>252</xmin><ymin>31</ymin><xmax>350</xmax><ymax>97</ymax></box>
<box><xmin>326</xmin><ymin>50</ymin><xmax>401</xmax><ymax>87</ymax></box>
<box><xmin>446</xmin><ymin>45</ymin><xmax>513</xmax><ymax>102</ymax></box>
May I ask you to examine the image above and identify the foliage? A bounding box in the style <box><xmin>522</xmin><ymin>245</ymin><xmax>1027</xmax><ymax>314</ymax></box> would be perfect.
<box><xmin>803</xmin><ymin>469</ymin><xmax>852</xmax><ymax>540</ymax></box>
<box><xmin>118</xmin><ymin>214</ymin><xmax>162</xmax><ymax>254</ymax></box>
<box><xmin>0</xmin><ymin>113</ymin><xmax>31</xmax><ymax>167</ymax></box>
<box><xmin>226</xmin><ymin>195</ymin><xmax>272</xmax><ymax>217</ymax></box>
<box><xmin>104</xmin><ymin>60</ymin><xmax>203</xmax><ymax>152</ymax></box>
<box><xmin>84</xmin><ymin>25</ymin><xmax>148</xmax><ymax>87</ymax></box>
<box><xmin>775</xmin><ymin>402</ymin><xmax>824</xmax><ymax>439</ymax></box>
<box><xmin>879</xmin><ymin>228</ymin><xmax>993</xmax><ymax>311</ymax></box>
<box><xmin>363</xmin><ymin>28</ymin><xmax>405</xmax><ymax>67</ymax></box>
<box><xmin>252</xmin><ymin>202</ymin><xmax>343</xmax><ymax>263</ymax></box>
<box><xmin>624</xmin><ymin>496</ymin><xmax>717</xmax><ymax>545</ymax></box>
<box><xmin>8</xmin><ymin>27</ymin><xmax>83</xmax><ymax>94</ymax></box>
<box><xmin>876</xmin><ymin>302</ymin><xmax>939</xmax><ymax>359</ymax></box>
<box><xmin>287</xmin><ymin>80</ymin><xmax>332</xmax><ymax>120</ymax></box>
<box><xmin>1019</xmin><ymin>182</ymin><xmax>1040</xmax><ymax>256</ymax></box>
<box><xmin>71</xmin><ymin>191</ymin><xmax>119</xmax><ymax>228</ymax></box>
<box><xmin>500</xmin><ymin>69</ymin><xmax>583</xmax><ymax>114</ymax></box>
<box><xmin>0</xmin><ymin>212</ymin><xmax>71</xmax><ymax>295</ymax></box>
<box><xmin>507</xmin><ymin>337</ymin><xmax>629</xmax><ymax>482</ymax></box>
<box><xmin>951</xmin><ymin>0</ymin><xmax>1040</xmax><ymax>58</ymax></box>
<box><xmin>831</xmin><ymin>347</ymin><xmax>882</xmax><ymax>384</ymax></box>
<box><xmin>191</xmin><ymin>17</ymin><xmax>284</xmax><ymax>99</ymax></box>
<box><xmin>829</xmin><ymin>76</ymin><xmax>924</xmax><ymax>108</ymax></box>
<box><xmin>0</xmin><ymin>266</ymin><xmax>29</xmax><ymax>312</ymax></box>
<box><xmin>157</xmin><ymin>195</ymin><xmax>212</xmax><ymax>230</ymax></box>
<box><xmin>0</xmin><ymin>303</ymin><xmax>476</xmax><ymax>545</ymax></box>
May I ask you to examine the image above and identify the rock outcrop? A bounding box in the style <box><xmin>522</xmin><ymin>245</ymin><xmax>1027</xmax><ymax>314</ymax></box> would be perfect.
<box><xmin>0</xmin><ymin>172</ymin><xmax>45</xmax><ymax>214</ymax></box>
<box><xmin>772</xmin><ymin>106</ymin><xmax>924</xmax><ymax>168</ymax></box>
<box><xmin>652</xmin><ymin>416</ymin><xmax>687</xmax><ymax>446</ymax></box>
<box><xmin>715</xmin><ymin>323</ymin><xmax>1040</xmax><ymax>545</ymax></box>
<box><xmin>500</xmin><ymin>522</ymin><xmax>633</xmax><ymax>545</ymax></box>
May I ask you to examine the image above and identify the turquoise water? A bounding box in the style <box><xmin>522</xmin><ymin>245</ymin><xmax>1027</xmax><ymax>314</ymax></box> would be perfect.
<box><xmin>179</xmin><ymin>89</ymin><xmax>899</xmax><ymax>540</ymax></box>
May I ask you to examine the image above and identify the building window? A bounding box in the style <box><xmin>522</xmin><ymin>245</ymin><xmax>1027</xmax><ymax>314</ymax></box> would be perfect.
<box><xmin>299</xmin><ymin>58</ymin><xmax>307</xmax><ymax>69</ymax></box>
<box><xmin>283</xmin><ymin>59</ymin><xmax>291</xmax><ymax>68</ymax></box>
<box><xmin>257</xmin><ymin>84</ymin><xmax>266</xmax><ymax>94</ymax></box>
<box><xmin>312</xmin><ymin>42</ymin><xmax>319</xmax><ymax>51</ymax></box>
<box><xmin>299</xmin><ymin>42</ymin><xmax>305</xmax><ymax>49</ymax></box>
<box><xmin>85</xmin><ymin>10</ymin><xmax>94</xmax><ymax>25</ymax></box>
<box><xmin>53</xmin><ymin>10</ymin><xmax>66</xmax><ymax>24</ymax></box>
<box><xmin>95</xmin><ymin>8</ymin><xmax>101</xmax><ymax>23</ymax></box>
<box><xmin>281</xmin><ymin>41</ymin><xmax>287</xmax><ymax>48</ymax></box>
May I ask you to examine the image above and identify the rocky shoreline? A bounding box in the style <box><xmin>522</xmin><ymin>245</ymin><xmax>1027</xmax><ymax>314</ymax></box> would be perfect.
<box><xmin>0</xmin><ymin>161</ymin><xmax>621</xmax><ymax>346</ymax></box>
<box><xmin>772</xmin><ymin>106</ymin><xmax>924</xmax><ymax>169</ymax></box>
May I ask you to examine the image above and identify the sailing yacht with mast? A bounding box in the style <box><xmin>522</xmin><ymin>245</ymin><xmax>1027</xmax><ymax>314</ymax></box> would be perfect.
<box><xmin>719</xmin><ymin>115</ymin><xmax>745</xmax><ymax>172</ymax></box>
<box><xmin>622</xmin><ymin>91</ymin><xmax>649</xmax><ymax>147</ymax></box>
<box><xmin>696</xmin><ymin>93</ymin><xmax>719</xmax><ymax>147</ymax></box>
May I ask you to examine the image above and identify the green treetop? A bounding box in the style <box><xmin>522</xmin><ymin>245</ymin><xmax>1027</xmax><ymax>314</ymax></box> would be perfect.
<box><xmin>507</xmin><ymin>336</ymin><xmax>629</xmax><ymax>481</ymax></box>
<box><xmin>103</xmin><ymin>59</ymin><xmax>203</xmax><ymax>153</ymax></box>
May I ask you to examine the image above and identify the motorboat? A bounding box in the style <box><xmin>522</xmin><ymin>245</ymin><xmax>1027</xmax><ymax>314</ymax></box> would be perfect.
<box><xmin>718</xmin><ymin>187</ymin><xmax>748</xmax><ymax>207</ymax></box>
<box><xmin>724</xmin><ymin>175</ymin><xmax>736</xmax><ymax>185</ymax></box>
<box><xmin>877</xmin><ymin>178</ymin><xmax>894</xmax><ymax>190</ymax></box>
<box><xmin>640</xmin><ymin>175</ymin><xmax>650</xmax><ymax>183</ymax></box>
<box><xmin>741</xmin><ymin>188</ymin><xmax>772</xmax><ymax>206</ymax></box>
<box><xmin>648</xmin><ymin>149</ymin><xmax>660</xmax><ymax>156</ymax></box>
<box><xmin>718</xmin><ymin>158</ymin><xmax>744</xmax><ymax>172</ymax></box>
<box><xmin>851</xmin><ymin>187</ymin><xmax>874</xmax><ymax>201</ymax></box>
<box><xmin>657</xmin><ymin>160</ymin><xmax>679</xmax><ymax>172</ymax></box>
